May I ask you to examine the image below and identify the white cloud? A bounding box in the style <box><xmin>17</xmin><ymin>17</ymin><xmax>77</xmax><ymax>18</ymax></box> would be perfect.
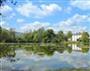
<box><xmin>0</xmin><ymin>5</ymin><xmax>12</xmax><ymax>13</ymax></box>
<box><xmin>59</xmin><ymin>14</ymin><xmax>89</xmax><ymax>26</ymax></box>
<box><xmin>41</xmin><ymin>3</ymin><xmax>61</xmax><ymax>14</ymax></box>
<box><xmin>70</xmin><ymin>0</ymin><xmax>90</xmax><ymax>10</ymax></box>
<box><xmin>19</xmin><ymin>21</ymin><xmax>61</xmax><ymax>33</ymax></box>
<box><xmin>64</xmin><ymin>7</ymin><xmax>72</xmax><ymax>14</ymax></box>
<box><xmin>19</xmin><ymin>21</ymin><xmax>50</xmax><ymax>32</ymax></box>
<box><xmin>18</xmin><ymin>14</ymin><xmax>90</xmax><ymax>33</ymax></box>
<box><xmin>58</xmin><ymin>14</ymin><xmax>90</xmax><ymax>33</ymax></box>
<box><xmin>17</xmin><ymin>19</ymin><xmax>25</xmax><ymax>23</ymax></box>
<box><xmin>16</xmin><ymin>3</ymin><xmax>62</xmax><ymax>18</ymax></box>
<box><xmin>0</xmin><ymin>21</ymin><xmax>9</xmax><ymax>30</ymax></box>
<box><xmin>0</xmin><ymin>21</ymin><xmax>5</xmax><ymax>26</ymax></box>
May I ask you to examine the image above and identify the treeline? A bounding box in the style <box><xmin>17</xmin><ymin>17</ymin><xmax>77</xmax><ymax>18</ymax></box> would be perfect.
<box><xmin>0</xmin><ymin>27</ymin><xmax>16</xmax><ymax>42</ymax></box>
<box><xmin>0</xmin><ymin>26</ymin><xmax>89</xmax><ymax>45</ymax></box>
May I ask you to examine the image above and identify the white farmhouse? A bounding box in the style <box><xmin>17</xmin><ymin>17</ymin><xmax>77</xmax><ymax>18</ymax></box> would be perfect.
<box><xmin>72</xmin><ymin>33</ymin><xmax>82</xmax><ymax>41</ymax></box>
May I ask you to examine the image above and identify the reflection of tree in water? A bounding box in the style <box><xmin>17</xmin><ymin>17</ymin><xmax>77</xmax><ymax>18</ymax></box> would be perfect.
<box><xmin>77</xmin><ymin>44</ymin><xmax>89</xmax><ymax>53</ymax></box>
<box><xmin>24</xmin><ymin>45</ymin><xmax>55</xmax><ymax>56</ymax></box>
<box><xmin>47</xmin><ymin>68</ymin><xmax>90</xmax><ymax>71</ymax></box>
<box><xmin>24</xmin><ymin>44</ymin><xmax>73</xmax><ymax>56</ymax></box>
<box><xmin>0</xmin><ymin>45</ymin><xmax>16</xmax><ymax>58</ymax></box>
<box><xmin>66</xmin><ymin>47</ymin><xmax>72</xmax><ymax>53</ymax></box>
<box><xmin>24</xmin><ymin>44</ymin><xmax>90</xmax><ymax>56</ymax></box>
<box><xmin>81</xmin><ymin>46</ymin><xmax>89</xmax><ymax>53</ymax></box>
<box><xmin>0</xmin><ymin>43</ymin><xmax>89</xmax><ymax>57</ymax></box>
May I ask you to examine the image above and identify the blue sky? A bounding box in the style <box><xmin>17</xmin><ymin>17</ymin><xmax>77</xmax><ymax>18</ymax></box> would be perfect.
<box><xmin>0</xmin><ymin>0</ymin><xmax>90</xmax><ymax>33</ymax></box>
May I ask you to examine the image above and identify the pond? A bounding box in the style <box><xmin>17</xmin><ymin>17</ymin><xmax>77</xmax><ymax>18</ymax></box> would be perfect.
<box><xmin>0</xmin><ymin>44</ymin><xmax>90</xmax><ymax>71</ymax></box>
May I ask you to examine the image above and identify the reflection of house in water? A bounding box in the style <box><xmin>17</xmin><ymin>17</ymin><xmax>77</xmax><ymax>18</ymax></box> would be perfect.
<box><xmin>72</xmin><ymin>32</ymin><xmax>82</xmax><ymax>41</ymax></box>
<box><xmin>72</xmin><ymin>44</ymin><xmax>81</xmax><ymax>51</ymax></box>
<box><xmin>68</xmin><ymin>44</ymin><xmax>81</xmax><ymax>51</ymax></box>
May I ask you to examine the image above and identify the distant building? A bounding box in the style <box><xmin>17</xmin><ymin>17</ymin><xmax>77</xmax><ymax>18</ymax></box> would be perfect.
<box><xmin>72</xmin><ymin>33</ymin><xmax>82</xmax><ymax>41</ymax></box>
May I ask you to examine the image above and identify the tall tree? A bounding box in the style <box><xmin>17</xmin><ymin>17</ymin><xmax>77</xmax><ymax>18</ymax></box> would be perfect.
<box><xmin>67</xmin><ymin>31</ymin><xmax>72</xmax><ymax>39</ymax></box>
<box><xmin>0</xmin><ymin>26</ymin><xmax>2</xmax><ymax>42</ymax></box>
<box><xmin>80</xmin><ymin>32</ymin><xmax>89</xmax><ymax>45</ymax></box>
<box><xmin>9</xmin><ymin>28</ymin><xmax>16</xmax><ymax>42</ymax></box>
<box><xmin>1</xmin><ymin>29</ymin><xmax>9</xmax><ymax>42</ymax></box>
<box><xmin>43</xmin><ymin>29</ymin><xmax>55</xmax><ymax>43</ymax></box>
<box><xmin>0</xmin><ymin>26</ymin><xmax>2</xmax><ymax>33</ymax></box>
<box><xmin>56</xmin><ymin>31</ymin><xmax>65</xmax><ymax>42</ymax></box>
<box><xmin>38</xmin><ymin>27</ymin><xmax>45</xmax><ymax>43</ymax></box>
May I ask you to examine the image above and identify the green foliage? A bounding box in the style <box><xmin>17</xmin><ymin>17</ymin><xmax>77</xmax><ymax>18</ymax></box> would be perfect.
<box><xmin>0</xmin><ymin>27</ymin><xmax>16</xmax><ymax>42</ymax></box>
<box><xmin>0</xmin><ymin>26</ymin><xmax>2</xmax><ymax>42</ymax></box>
<box><xmin>80</xmin><ymin>32</ymin><xmax>89</xmax><ymax>45</ymax></box>
<box><xmin>43</xmin><ymin>29</ymin><xmax>56</xmax><ymax>43</ymax></box>
<box><xmin>53</xmin><ymin>31</ymin><xmax>67</xmax><ymax>43</ymax></box>
<box><xmin>0</xmin><ymin>26</ymin><xmax>89</xmax><ymax>44</ymax></box>
<box><xmin>82</xmin><ymin>47</ymin><xmax>89</xmax><ymax>53</ymax></box>
<box><xmin>67</xmin><ymin>31</ymin><xmax>72</xmax><ymax>38</ymax></box>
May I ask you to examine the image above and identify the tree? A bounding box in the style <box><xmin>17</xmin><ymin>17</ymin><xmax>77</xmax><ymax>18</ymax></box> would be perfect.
<box><xmin>55</xmin><ymin>31</ymin><xmax>65</xmax><ymax>43</ymax></box>
<box><xmin>1</xmin><ymin>29</ymin><xmax>9</xmax><ymax>42</ymax></box>
<box><xmin>0</xmin><ymin>26</ymin><xmax>2</xmax><ymax>41</ymax></box>
<box><xmin>80</xmin><ymin>32</ymin><xmax>89</xmax><ymax>45</ymax></box>
<box><xmin>22</xmin><ymin>27</ymin><xmax>45</xmax><ymax>43</ymax></box>
<box><xmin>0</xmin><ymin>26</ymin><xmax>2</xmax><ymax>33</ymax></box>
<box><xmin>0</xmin><ymin>0</ymin><xmax>17</xmax><ymax>7</ymax></box>
<box><xmin>67</xmin><ymin>31</ymin><xmax>72</xmax><ymax>40</ymax></box>
<box><xmin>43</xmin><ymin>29</ymin><xmax>55</xmax><ymax>43</ymax></box>
<box><xmin>33</xmin><ymin>31</ymin><xmax>39</xmax><ymax>42</ymax></box>
<box><xmin>9</xmin><ymin>28</ymin><xmax>16</xmax><ymax>42</ymax></box>
<box><xmin>0</xmin><ymin>0</ymin><xmax>17</xmax><ymax>16</ymax></box>
<box><xmin>37</xmin><ymin>27</ymin><xmax>45</xmax><ymax>43</ymax></box>
<box><xmin>24</xmin><ymin>32</ymin><xmax>33</xmax><ymax>42</ymax></box>
<box><xmin>0</xmin><ymin>0</ymin><xmax>6</xmax><ymax>6</ymax></box>
<box><xmin>0</xmin><ymin>26</ymin><xmax>2</xmax><ymax>42</ymax></box>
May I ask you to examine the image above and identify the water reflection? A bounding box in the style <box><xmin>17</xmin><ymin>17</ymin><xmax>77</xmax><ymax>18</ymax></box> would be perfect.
<box><xmin>0</xmin><ymin>46</ymin><xmax>16</xmax><ymax>58</ymax></box>
<box><xmin>0</xmin><ymin>44</ymin><xmax>89</xmax><ymax>61</ymax></box>
<box><xmin>68</xmin><ymin>44</ymin><xmax>89</xmax><ymax>53</ymax></box>
<box><xmin>0</xmin><ymin>44</ymin><xmax>90</xmax><ymax>71</ymax></box>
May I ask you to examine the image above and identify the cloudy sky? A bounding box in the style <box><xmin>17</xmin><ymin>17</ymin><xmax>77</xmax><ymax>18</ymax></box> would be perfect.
<box><xmin>0</xmin><ymin>0</ymin><xmax>90</xmax><ymax>33</ymax></box>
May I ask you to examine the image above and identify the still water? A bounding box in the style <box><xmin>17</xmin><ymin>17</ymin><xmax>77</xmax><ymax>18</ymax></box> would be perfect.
<box><xmin>0</xmin><ymin>44</ymin><xmax>90</xmax><ymax>71</ymax></box>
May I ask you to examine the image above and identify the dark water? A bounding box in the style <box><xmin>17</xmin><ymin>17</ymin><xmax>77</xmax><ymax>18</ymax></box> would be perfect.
<box><xmin>0</xmin><ymin>44</ymin><xmax>90</xmax><ymax>71</ymax></box>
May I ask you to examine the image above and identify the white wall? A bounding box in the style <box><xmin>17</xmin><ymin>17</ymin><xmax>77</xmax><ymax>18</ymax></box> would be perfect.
<box><xmin>72</xmin><ymin>34</ymin><xmax>82</xmax><ymax>41</ymax></box>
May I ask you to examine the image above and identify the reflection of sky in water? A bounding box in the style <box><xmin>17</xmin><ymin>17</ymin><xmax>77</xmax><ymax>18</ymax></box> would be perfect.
<box><xmin>0</xmin><ymin>49</ymin><xmax>90</xmax><ymax>71</ymax></box>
